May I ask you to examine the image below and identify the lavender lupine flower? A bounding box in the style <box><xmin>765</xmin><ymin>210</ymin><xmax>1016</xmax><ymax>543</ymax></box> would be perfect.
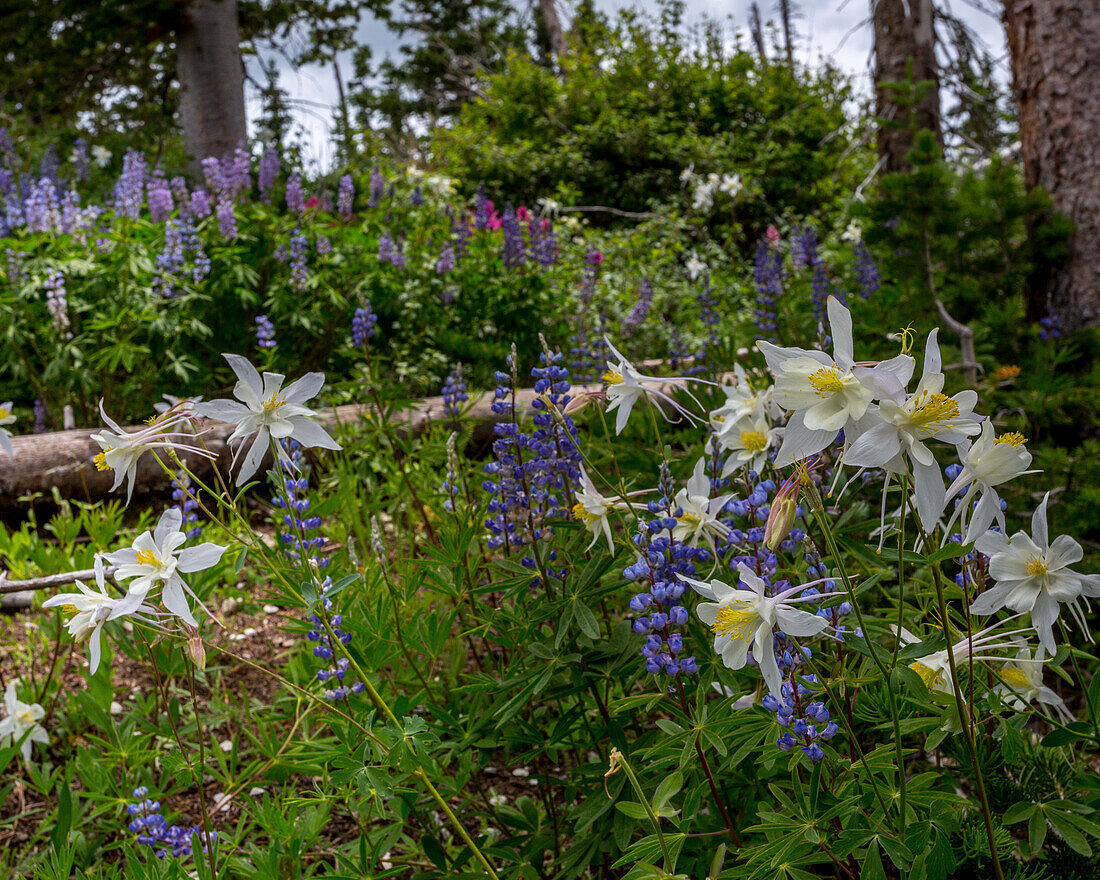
<box><xmin>215</xmin><ymin>198</ymin><xmax>237</xmax><ymax>239</ymax></box>
<box><xmin>225</xmin><ymin>142</ymin><xmax>251</xmax><ymax>199</ymax></box>
<box><xmin>389</xmin><ymin>234</ymin><xmax>407</xmax><ymax>269</ymax></box>
<box><xmin>1039</xmin><ymin>306</ymin><xmax>1062</xmax><ymax>341</ymax></box>
<box><xmin>289</xmin><ymin>227</ymin><xmax>308</xmax><ymax>291</ymax></box>
<box><xmin>172</xmin><ymin>473</ymin><xmax>203</xmax><ymax>539</ymax></box>
<box><xmin>71</xmin><ymin>138</ymin><xmax>89</xmax><ymax>181</ymax></box>
<box><xmin>258</xmin><ymin>147</ymin><xmax>279</xmax><ymax>202</ymax></box>
<box><xmin>530</xmin><ymin>217</ymin><xmax>559</xmax><ymax>268</ymax></box>
<box><xmin>5</xmin><ymin>249</ymin><xmax>25</xmax><ymax>286</ymax></box>
<box><xmin>474</xmin><ymin>185</ymin><xmax>491</xmax><ymax>230</ymax></box>
<box><xmin>441</xmin><ymin>365</ymin><xmax>469</xmax><ymax>418</ymax></box>
<box><xmin>377</xmin><ymin>230</ymin><xmax>395</xmax><ymax>264</ymax></box>
<box><xmin>201</xmin><ymin>156</ymin><xmax>225</xmax><ymax>196</ymax></box>
<box><xmin>482</xmin><ymin>346</ymin><xmax>582</xmax><ymax>585</ymax></box>
<box><xmin>624</xmin><ymin>277</ymin><xmax>653</xmax><ymax>333</ymax></box>
<box><xmin>33</xmin><ymin>398</ymin><xmax>47</xmax><ymax>433</ymax></box>
<box><xmin>113</xmin><ymin>150</ymin><xmax>147</xmax><ymax>218</ymax></box>
<box><xmin>337</xmin><ymin>174</ymin><xmax>354</xmax><ymax>219</ymax></box>
<box><xmin>170</xmin><ymin>176</ymin><xmax>190</xmax><ymax>215</ymax></box>
<box><xmin>153</xmin><ymin>220</ymin><xmax>186</xmax><ymax>297</ymax></box>
<box><xmin>255</xmin><ymin>314</ymin><xmax>277</xmax><ymax>350</ymax></box>
<box><xmin>146</xmin><ymin>170</ymin><xmax>174</xmax><ymax>222</ymax></box>
<box><xmin>568</xmin><ymin>250</ymin><xmax>606</xmax><ymax>383</ymax></box>
<box><xmin>367</xmin><ymin>165</ymin><xmax>384</xmax><ymax>208</ymax></box>
<box><xmin>316</xmin><ymin>234</ymin><xmax>331</xmax><ymax>255</ymax></box>
<box><xmin>272</xmin><ymin>440</ymin><xmax>327</xmax><ymax>568</ymax></box>
<box><xmin>693</xmin><ymin>283</ymin><xmax>721</xmax><ymax>373</ymax></box>
<box><xmin>286</xmin><ymin>173</ymin><xmax>304</xmax><ymax>214</ymax></box>
<box><xmin>435</xmin><ymin>241</ymin><xmax>455</xmax><ymax>275</ymax></box>
<box><xmin>39</xmin><ymin>147</ymin><xmax>60</xmax><ymax>185</ymax></box>
<box><xmin>0</xmin><ymin>128</ymin><xmax>13</xmax><ymax>168</ymax></box>
<box><xmin>854</xmin><ymin>241</ymin><xmax>879</xmax><ymax>300</ymax></box>
<box><xmin>410</xmin><ymin>184</ymin><xmax>424</xmax><ymax>206</ymax></box>
<box><xmin>352</xmin><ymin>303</ymin><xmax>377</xmax><ymax>347</ymax></box>
<box><xmin>182</xmin><ymin>220</ymin><xmax>210</xmax><ymax>283</ymax></box>
<box><xmin>305</xmin><ymin>582</ymin><xmax>366</xmax><ymax>700</ymax></box>
<box><xmin>501</xmin><ymin>204</ymin><xmax>527</xmax><ymax>269</ymax></box>
<box><xmin>58</xmin><ymin>189</ymin><xmax>80</xmax><ymax>233</ymax></box>
<box><xmin>44</xmin><ymin>271</ymin><xmax>73</xmax><ymax>338</ymax></box>
<box><xmin>753</xmin><ymin>238</ymin><xmax>783</xmax><ymax>342</ymax></box>
<box><xmin>25</xmin><ymin>177</ymin><xmax>61</xmax><ymax>233</ymax></box>
<box><xmin>190</xmin><ymin>188</ymin><xmax>212</xmax><ymax>219</ymax></box>
<box><xmin>127</xmin><ymin>788</ymin><xmax>216</xmax><ymax>860</ymax></box>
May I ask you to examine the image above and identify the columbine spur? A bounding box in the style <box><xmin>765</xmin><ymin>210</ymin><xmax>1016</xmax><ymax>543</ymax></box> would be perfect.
<box><xmin>198</xmin><ymin>353</ymin><xmax>341</xmax><ymax>484</ymax></box>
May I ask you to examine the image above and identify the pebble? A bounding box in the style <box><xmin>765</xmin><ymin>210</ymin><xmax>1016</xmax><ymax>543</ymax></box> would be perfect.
<box><xmin>512</xmin><ymin>767</ymin><xmax>530</xmax><ymax>778</ymax></box>
<box><xmin>211</xmin><ymin>792</ymin><xmax>232</xmax><ymax>813</ymax></box>
<box><xmin>219</xmin><ymin>739</ymin><xmax>233</xmax><ymax>753</ymax></box>
<box><xmin>220</xmin><ymin>597</ymin><xmax>241</xmax><ymax>615</ymax></box>
<box><xmin>262</xmin><ymin>604</ymin><xmax>279</xmax><ymax>614</ymax></box>
<box><xmin>249</xmin><ymin>787</ymin><xmax>266</xmax><ymax>798</ymax></box>
<box><xmin>110</xmin><ymin>701</ymin><xmax>123</xmax><ymax>715</ymax></box>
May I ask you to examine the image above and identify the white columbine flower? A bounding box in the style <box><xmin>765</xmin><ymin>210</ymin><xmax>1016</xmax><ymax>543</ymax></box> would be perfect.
<box><xmin>970</xmin><ymin>494</ymin><xmax>1100</xmax><ymax>654</ymax></box>
<box><xmin>943</xmin><ymin>421</ymin><xmax>1035</xmax><ymax>542</ymax></box>
<box><xmin>758</xmin><ymin>296</ymin><xmax>914</xmax><ymax>466</ymax></box>
<box><xmin>896</xmin><ymin>622</ymin><xmax>1030</xmax><ymax>698</ymax></box>
<box><xmin>719</xmin><ymin>416</ymin><xmax>781</xmax><ymax>477</ymax></box>
<box><xmin>0</xmin><ymin>400</ymin><xmax>15</xmax><ymax>454</ymax></box>
<box><xmin>841</xmin><ymin>221</ymin><xmax>862</xmax><ymax>243</ymax></box>
<box><xmin>602</xmin><ymin>339</ymin><xmax>701</xmax><ymax>435</ymax></box>
<box><xmin>995</xmin><ymin>647</ymin><xmax>1072</xmax><ymax>721</ymax></box>
<box><xmin>41</xmin><ymin>557</ymin><xmax>152</xmax><ymax>674</ymax></box>
<box><xmin>685</xmin><ymin>251</ymin><xmax>708</xmax><ymax>280</ymax></box>
<box><xmin>717</xmin><ymin>173</ymin><xmax>743</xmax><ymax>198</ymax></box>
<box><xmin>104</xmin><ymin>508</ymin><xmax>227</xmax><ymax>627</ymax></box>
<box><xmin>672</xmin><ymin>458</ymin><xmax>732</xmax><ymax>550</ymax></box>
<box><xmin>197</xmin><ymin>354</ymin><xmax>341</xmax><ymax>484</ymax></box>
<box><xmin>91</xmin><ymin>401</ymin><xmax>217</xmax><ymax>502</ymax></box>
<box><xmin>0</xmin><ymin>681</ymin><xmax>48</xmax><ymax>762</ymax></box>
<box><xmin>843</xmin><ymin>329</ymin><xmax>980</xmax><ymax>531</ymax></box>
<box><xmin>709</xmin><ymin>365</ymin><xmax>779</xmax><ymax>434</ymax></box>
<box><xmin>685</xmin><ymin>563</ymin><xmax>830</xmax><ymax>697</ymax></box>
<box><xmin>572</xmin><ymin>468</ymin><xmax>622</xmax><ymax>554</ymax></box>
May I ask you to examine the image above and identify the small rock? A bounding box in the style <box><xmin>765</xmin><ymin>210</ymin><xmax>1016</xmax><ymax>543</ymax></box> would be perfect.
<box><xmin>243</xmin><ymin>627</ymin><xmax>257</xmax><ymax>637</ymax></box>
<box><xmin>512</xmin><ymin>767</ymin><xmax>530</xmax><ymax>778</ymax></box>
<box><xmin>219</xmin><ymin>739</ymin><xmax>233</xmax><ymax>753</ymax></box>
<box><xmin>248</xmin><ymin>787</ymin><xmax>266</xmax><ymax>798</ymax></box>
<box><xmin>262</xmin><ymin>604</ymin><xmax>279</xmax><ymax>614</ymax></box>
<box><xmin>221</xmin><ymin>597</ymin><xmax>241</xmax><ymax>615</ymax></box>
<box><xmin>110</xmin><ymin>701</ymin><xmax>123</xmax><ymax>715</ymax></box>
<box><xmin>211</xmin><ymin>792</ymin><xmax>232</xmax><ymax>813</ymax></box>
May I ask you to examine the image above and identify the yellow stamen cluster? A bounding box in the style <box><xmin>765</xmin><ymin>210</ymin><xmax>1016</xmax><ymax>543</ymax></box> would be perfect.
<box><xmin>601</xmin><ymin>369</ymin><xmax>623</xmax><ymax>386</ymax></box>
<box><xmin>677</xmin><ymin>511</ymin><xmax>701</xmax><ymax>527</ymax></box>
<box><xmin>994</xmin><ymin>432</ymin><xmax>1027</xmax><ymax>448</ymax></box>
<box><xmin>909</xmin><ymin>392</ymin><xmax>961</xmax><ymax>430</ymax></box>
<box><xmin>897</xmin><ymin>323</ymin><xmax>916</xmax><ymax>356</ymax></box>
<box><xmin>1000</xmin><ymin>666</ymin><xmax>1033</xmax><ymax>692</ymax></box>
<box><xmin>1025</xmin><ymin>555</ymin><xmax>1048</xmax><ymax>579</ymax></box>
<box><xmin>739</xmin><ymin>429</ymin><xmax>768</xmax><ymax>453</ymax></box>
<box><xmin>909</xmin><ymin>661</ymin><xmax>945</xmax><ymax>690</ymax></box>
<box><xmin>0</xmin><ymin>407</ymin><xmax>10</xmax><ymax>420</ymax></box>
<box><xmin>572</xmin><ymin>502</ymin><xmax>595</xmax><ymax>525</ymax></box>
<box><xmin>807</xmin><ymin>366</ymin><xmax>846</xmax><ymax>396</ymax></box>
<box><xmin>135</xmin><ymin>548</ymin><xmax>160</xmax><ymax>566</ymax></box>
<box><xmin>263</xmin><ymin>393</ymin><xmax>288</xmax><ymax>414</ymax></box>
<box><xmin>712</xmin><ymin>602</ymin><xmax>759</xmax><ymax>641</ymax></box>
<box><xmin>93</xmin><ymin>451</ymin><xmax>112</xmax><ymax>471</ymax></box>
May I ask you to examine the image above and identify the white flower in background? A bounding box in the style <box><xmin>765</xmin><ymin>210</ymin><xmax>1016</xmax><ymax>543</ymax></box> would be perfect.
<box><xmin>841</xmin><ymin>221</ymin><xmax>862</xmax><ymax>243</ymax></box>
<box><xmin>536</xmin><ymin>197</ymin><xmax>561</xmax><ymax>217</ymax></box>
<box><xmin>685</xmin><ymin>251</ymin><xmax>708</xmax><ymax>281</ymax></box>
<box><xmin>91</xmin><ymin>145</ymin><xmax>112</xmax><ymax>168</ymax></box>
<box><xmin>425</xmin><ymin>174</ymin><xmax>454</xmax><ymax>196</ymax></box>
<box><xmin>685</xmin><ymin>564</ymin><xmax>830</xmax><ymax>697</ymax></box>
<box><xmin>0</xmin><ymin>400</ymin><xmax>15</xmax><ymax>454</ymax></box>
<box><xmin>197</xmin><ymin>354</ymin><xmax>341</xmax><ymax>484</ymax></box>
<box><xmin>718</xmin><ymin>416</ymin><xmax>781</xmax><ymax>476</ymax></box>
<box><xmin>602</xmin><ymin>339</ymin><xmax>701</xmax><ymax>434</ymax></box>
<box><xmin>153</xmin><ymin>394</ymin><xmax>204</xmax><ymax>418</ymax></box>
<box><xmin>970</xmin><ymin>494</ymin><xmax>1100</xmax><ymax>654</ymax></box>
<box><xmin>0</xmin><ymin>681</ymin><xmax>48</xmax><ymax>762</ymax></box>
<box><xmin>41</xmin><ymin>557</ymin><xmax>153</xmax><ymax>674</ymax></box>
<box><xmin>91</xmin><ymin>401</ymin><xmax>217</xmax><ymax>502</ymax></box>
<box><xmin>104</xmin><ymin>508</ymin><xmax>227</xmax><ymax>627</ymax></box>
<box><xmin>679</xmin><ymin>166</ymin><xmax>696</xmax><ymax>184</ymax></box>
<box><xmin>843</xmin><ymin>329</ymin><xmax>980</xmax><ymax>531</ymax></box>
<box><xmin>896</xmin><ymin>622</ymin><xmax>1030</xmax><ymax>698</ymax></box>
<box><xmin>943</xmin><ymin>421</ymin><xmax>1035</xmax><ymax>543</ymax></box>
<box><xmin>995</xmin><ymin>647</ymin><xmax>1072</xmax><ymax>721</ymax></box>
<box><xmin>672</xmin><ymin>457</ymin><xmax>732</xmax><ymax>550</ymax></box>
<box><xmin>717</xmin><ymin>173</ymin><xmax>743</xmax><ymax>198</ymax></box>
<box><xmin>758</xmin><ymin>296</ymin><xmax>914</xmax><ymax>466</ymax></box>
<box><xmin>709</xmin><ymin>365</ymin><xmax>779</xmax><ymax>434</ymax></box>
<box><xmin>572</xmin><ymin>468</ymin><xmax>623</xmax><ymax>554</ymax></box>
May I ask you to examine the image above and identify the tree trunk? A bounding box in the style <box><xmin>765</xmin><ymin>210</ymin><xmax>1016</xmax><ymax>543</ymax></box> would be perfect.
<box><xmin>176</xmin><ymin>0</ymin><xmax>247</xmax><ymax>175</ymax></box>
<box><xmin>779</xmin><ymin>0</ymin><xmax>795</xmax><ymax>66</ymax></box>
<box><xmin>1004</xmin><ymin>0</ymin><xmax>1100</xmax><ymax>330</ymax></box>
<box><xmin>539</xmin><ymin>0</ymin><xmax>569</xmax><ymax>65</ymax></box>
<box><xmin>873</xmin><ymin>0</ymin><xmax>942</xmax><ymax>172</ymax></box>
<box><xmin>749</xmin><ymin>3</ymin><xmax>767</xmax><ymax>63</ymax></box>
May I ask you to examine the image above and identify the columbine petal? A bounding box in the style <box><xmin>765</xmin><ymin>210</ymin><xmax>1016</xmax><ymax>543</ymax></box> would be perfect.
<box><xmin>177</xmin><ymin>543</ymin><xmax>228</xmax><ymax>573</ymax></box>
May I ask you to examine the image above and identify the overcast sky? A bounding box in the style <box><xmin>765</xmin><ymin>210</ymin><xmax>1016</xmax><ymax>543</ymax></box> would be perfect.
<box><xmin>248</xmin><ymin>0</ymin><xmax>1007</xmax><ymax>170</ymax></box>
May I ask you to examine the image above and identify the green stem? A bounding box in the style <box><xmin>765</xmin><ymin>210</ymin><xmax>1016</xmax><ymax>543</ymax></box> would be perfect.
<box><xmin>613</xmin><ymin>749</ymin><xmax>673</xmax><ymax>871</ymax></box>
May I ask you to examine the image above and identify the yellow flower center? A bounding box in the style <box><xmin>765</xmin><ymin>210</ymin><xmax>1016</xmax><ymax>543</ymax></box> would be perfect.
<box><xmin>572</xmin><ymin>502</ymin><xmax>595</xmax><ymax>525</ymax></box>
<box><xmin>740</xmin><ymin>429</ymin><xmax>768</xmax><ymax>453</ymax></box>
<box><xmin>0</xmin><ymin>407</ymin><xmax>9</xmax><ymax>420</ymax></box>
<box><xmin>17</xmin><ymin>710</ymin><xmax>37</xmax><ymax>726</ymax></box>
<box><xmin>263</xmin><ymin>393</ymin><xmax>288</xmax><ymax>415</ymax></box>
<box><xmin>909</xmin><ymin>392</ymin><xmax>961</xmax><ymax>430</ymax></box>
<box><xmin>93</xmin><ymin>451</ymin><xmax>112</xmax><ymax>471</ymax></box>
<box><xmin>135</xmin><ymin>549</ymin><xmax>160</xmax><ymax>567</ymax></box>
<box><xmin>807</xmin><ymin>366</ymin><xmax>846</xmax><ymax>396</ymax></box>
<box><xmin>677</xmin><ymin>511</ymin><xmax>701</xmax><ymax>527</ymax></box>
<box><xmin>1025</xmin><ymin>555</ymin><xmax>1047</xmax><ymax>579</ymax></box>
<box><xmin>59</xmin><ymin>604</ymin><xmax>78</xmax><ymax>615</ymax></box>
<box><xmin>712</xmin><ymin>602</ymin><xmax>759</xmax><ymax>641</ymax></box>
<box><xmin>1000</xmin><ymin>666</ymin><xmax>1033</xmax><ymax>692</ymax></box>
<box><xmin>909</xmin><ymin>661</ymin><xmax>945</xmax><ymax>690</ymax></box>
<box><xmin>994</xmin><ymin>432</ymin><xmax>1027</xmax><ymax>448</ymax></box>
<box><xmin>602</xmin><ymin>369</ymin><xmax>623</xmax><ymax>386</ymax></box>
